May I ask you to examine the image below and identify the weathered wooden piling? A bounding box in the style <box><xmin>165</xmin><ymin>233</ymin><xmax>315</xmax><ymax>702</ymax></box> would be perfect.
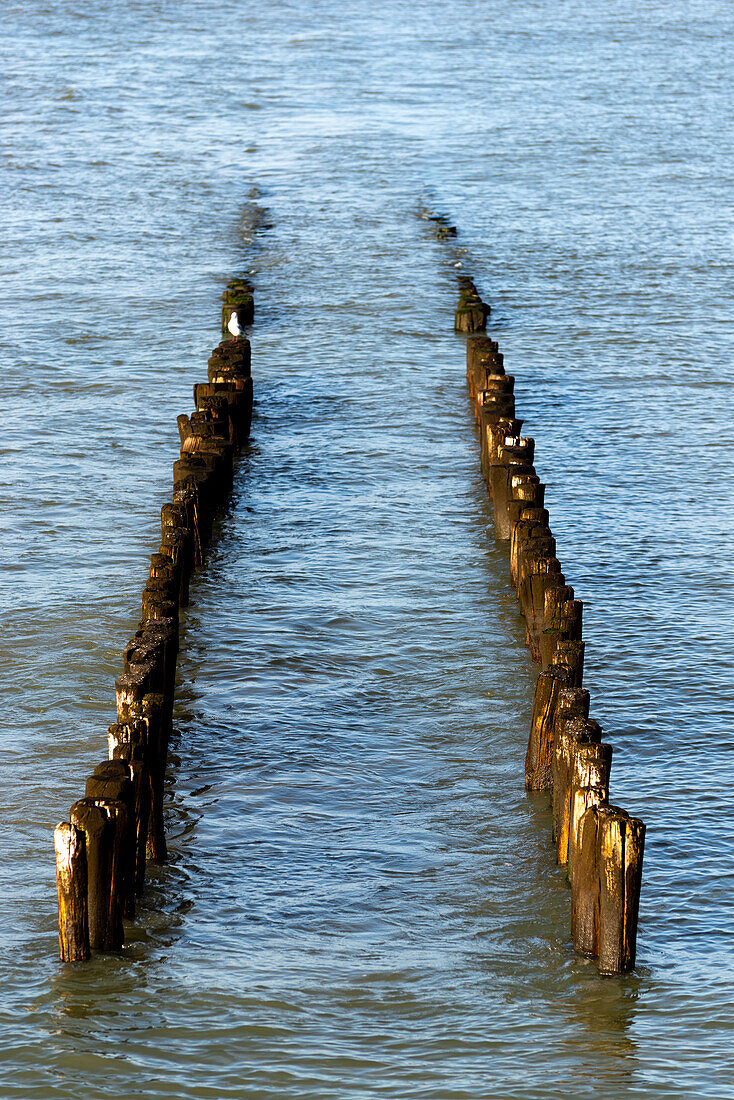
<box><xmin>55</xmin><ymin>278</ymin><xmax>256</xmax><ymax>961</ymax></box>
<box><xmin>444</xmin><ymin>257</ymin><xmax>646</xmax><ymax>974</ymax></box>
<box><xmin>525</xmin><ymin>665</ymin><xmax>573</xmax><ymax>791</ymax></box>
<box><xmin>572</xmin><ymin>802</ymin><xmax>602</xmax><ymax>957</ymax></box>
<box><xmin>479</xmin><ymin>400</ymin><xmax>517</xmax><ymax>481</ymax></box>
<box><xmin>455</xmin><ymin>290</ymin><xmax>489</xmax><ymax>333</ymax></box>
<box><xmin>510</xmin><ymin>506</ymin><xmax>550</xmax><ymax>592</ymax></box>
<box><xmin>489</xmin><ymin>441</ymin><xmax>536</xmax><ymax>539</ymax></box>
<box><xmin>519</xmin><ymin>556</ymin><xmax>564</xmax><ymax>658</ymax></box>
<box><xmin>54</xmin><ymin>823</ymin><xmax>90</xmax><ymax>962</ymax></box>
<box><xmin>466</xmin><ymin>335</ymin><xmax>496</xmax><ymax>384</ymax></box>
<box><xmin>552</xmin><ymin>717</ymin><xmax>602</xmax><ymax>866</ymax></box>
<box><xmin>597</xmin><ymin>807</ymin><xmax>645</xmax><ymax>974</ymax></box>
<box><xmin>567</xmin><ymin>741</ymin><xmax>612</xmax><ymax>880</ymax></box>
<box><xmin>222</xmin><ymin>277</ymin><xmax>254</xmax><ymax>335</ymax></box>
<box><xmin>69</xmin><ymin>798</ymin><xmax>118</xmax><ymax>951</ymax></box>
<box><xmin>85</xmin><ymin>762</ymin><xmax>136</xmax><ymax>920</ymax></box>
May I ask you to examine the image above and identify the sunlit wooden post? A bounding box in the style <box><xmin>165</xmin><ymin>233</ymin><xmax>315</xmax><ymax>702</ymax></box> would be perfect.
<box><xmin>597</xmin><ymin>807</ymin><xmax>645</xmax><ymax>975</ymax></box>
<box><xmin>55</xmin><ymin>822</ymin><xmax>90</xmax><ymax>962</ymax></box>
<box><xmin>525</xmin><ymin>665</ymin><xmax>573</xmax><ymax>790</ymax></box>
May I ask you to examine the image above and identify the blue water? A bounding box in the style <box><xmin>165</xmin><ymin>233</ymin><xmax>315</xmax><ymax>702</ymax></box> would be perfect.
<box><xmin>2</xmin><ymin>1</ymin><xmax>734</xmax><ymax>1096</ymax></box>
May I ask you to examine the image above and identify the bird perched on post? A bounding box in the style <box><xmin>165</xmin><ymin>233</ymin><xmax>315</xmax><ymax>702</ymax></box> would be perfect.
<box><xmin>227</xmin><ymin>310</ymin><xmax>243</xmax><ymax>341</ymax></box>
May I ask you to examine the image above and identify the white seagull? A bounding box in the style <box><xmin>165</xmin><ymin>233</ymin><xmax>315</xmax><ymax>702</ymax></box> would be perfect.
<box><xmin>227</xmin><ymin>311</ymin><xmax>243</xmax><ymax>340</ymax></box>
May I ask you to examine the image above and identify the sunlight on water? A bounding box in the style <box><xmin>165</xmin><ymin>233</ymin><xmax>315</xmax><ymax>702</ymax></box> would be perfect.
<box><xmin>2</xmin><ymin>1</ymin><xmax>734</xmax><ymax>1097</ymax></box>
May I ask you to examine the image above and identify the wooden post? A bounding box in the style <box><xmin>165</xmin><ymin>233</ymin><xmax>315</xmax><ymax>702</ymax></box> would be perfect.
<box><xmin>466</xmin><ymin>335</ymin><xmax>495</xmax><ymax>383</ymax></box>
<box><xmin>572</xmin><ymin>804</ymin><xmax>602</xmax><ymax>957</ymax></box>
<box><xmin>597</xmin><ymin>807</ymin><xmax>645</xmax><ymax>975</ymax></box>
<box><xmin>455</xmin><ymin>292</ymin><xmax>488</xmax><ymax>333</ymax></box>
<box><xmin>208</xmin><ymin>337</ymin><xmax>251</xmax><ymax>377</ymax></box>
<box><xmin>69</xmin><ymin>798</ymin><xmax>118</xmax><ymax>950</ymax></box>
<box><xmin>116</xmin><ymin>664</ymin><xmax>155</xmax><ymax>725</ymax></box>
<box><xmin>543</xmin><ymin>584</ymin><xmax>576</xmax><ymax>625</ymax></box>
<box><xmin>108</xmin><ymin>722</ymin><xmax>150</xmax><ymax>896</ymax></box>
<box><xmin>162</xmin><ymin>500</ymin><xmax>194</xmax><ymax>585</ymax></box>
<box><xmin>173</xmin><ymin>459</ymin><xmax>214</xmax><ymax>547</ymax></box>
<box><xmin>568</xmin><ymin>741</ymin><xmax>612</xmax><ymax>880</ymax></box>
<box><xmin>222</xmin><ymin>298</ymin><xmax>254</xmax><ymax>335</ymax></box>
<box><xmin>193</xmin><ymin>380</ymin><xmax>253</xmax><ymax>442</ymax></box>
<box><xmin>196</xmin><ymin>393</ymin><xmax>237</xmax><ymax>448</ymax></box>
<box><xmin>491</xmin><ymin>456</ymin><xmax>536</xmax><ymax>540</ymax></box>
<box><xmin>93</xmin><ymin>800</ymin><xmax>128</xmax><ymax>949</ymax></box>
<box><xmin>552</xmin><ymin>717</ymin><xmax>602</xmax><ymax>865</ymax></box>
<box><xmin>222</xmin><ymin>278</ymin><xmax>254</xmax><ymax>326</ymax></box>
<box><xmin>551</xmin><ymin>686</ymin><xmax>590</xmax><ymax>760</ymax></box>
<box><xmin>485</xmin><ymin>418</ymin><xmax>524</xmax><ymax>483</ymax></box>
<box><xmin>511</xmin><ymin>518</ymin><xmax>553</xmax><ymax>596</ymax></box>
<box><xmin>508</xmin><ymin>497</ymin><xmax>547</xmax><ymax>580</ymax></box>
<box><xmin>517</xmin><ymin>538</ymin><xmax>556</xmax><ymax>619</ymax></box>
<box><xmin>479</xmin><ymin>400</ymin><xmax>517</xmax><ymax>483</ymax></box>
<box><xmin>539</xmin><ymin>600</ymin><xmax>583</xmax><ymax>669</ymax></box>
<box><xmin>54</xmin><ymin>822</ymin><xmax>90</xmax><ymax>962</ymax></box>
<box><xmin>525</xmin><ymin>665</ymin><xmax>573</xmax><ymax>791</ymax></box>
<box><xmin>160</xmin><ymin>526</ymin><xmax>189</xmax><ymax>606</ymax></box>
<box><xmin>128</xmin><ymin>692</ymin><xmax>168</xmax><ymax>863</ymax></box>
<box><xmin>85</xmin><ymin>761</ymin><xmax>136</xmax><ymax>919</ymax></box>
<box><xmin>552</xmin><ymin>640</ymin><xmax>585</xmax><ymax>688</ymax></box>
<box><xmin>520</xmin><ymin>556</ymin><xmax>564</xmax><ymax>658</ymax></box>
<box><xmin>128</xmin><ymin>760</ymin><xmax>150</xmax><ymax>895</ymax></box>
<box><xmin>137</xmin><ymin>617</ymin><xmax>178</xmax><ymax>711</ymax></box>
<box><xmin>475</xmin><ymin>374</ymin><xmax>514</xmax><ymax>423</ymax></box>
<box><xmin>122</xmin><ymin>633</ymin><xmax>165</xmax><ymax>696</ymax></box>
<box><xmin>173</xmin><ymin>485</ymin><xmax>205</xmax><ymax>567</ymax></box>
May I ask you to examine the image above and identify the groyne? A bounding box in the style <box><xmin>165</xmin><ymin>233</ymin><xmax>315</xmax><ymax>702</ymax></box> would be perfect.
<box><xmin>54</xmin><ymin>279</ymin><xmax>254</xmax><ymax>961</ymax></box>
<box><xmin>441</xmin><ymin>231</ymin><xmax>645</xmax><ymax>976</ymax></box>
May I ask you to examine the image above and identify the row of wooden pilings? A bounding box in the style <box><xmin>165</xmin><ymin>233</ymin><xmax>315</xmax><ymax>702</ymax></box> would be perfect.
<box><xmin>457</xmin><ymin>278</ymin><xmax>645</xmax><ymax>976</ymax></box>
<box><xmin>54</xmin><ymin>280</ymin><xmax>255</xmax><ymax>962</ymax></box>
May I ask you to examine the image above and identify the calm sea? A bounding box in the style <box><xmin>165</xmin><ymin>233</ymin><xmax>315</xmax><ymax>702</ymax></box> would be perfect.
<box><xmin>2</xmin><ymin>1</ymin><xmax>734</xmax><ymax>1096</ymax></box>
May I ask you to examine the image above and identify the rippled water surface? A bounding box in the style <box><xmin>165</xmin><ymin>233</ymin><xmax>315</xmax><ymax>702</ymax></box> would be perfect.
<box><xmin>2</xmin><ymin>1</ymin><xmax>734</xmax><ymax>1096</ymax></box>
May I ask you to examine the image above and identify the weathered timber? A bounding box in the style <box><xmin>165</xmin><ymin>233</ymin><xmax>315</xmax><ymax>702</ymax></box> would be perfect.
<box><xmin>94</xmin><ymin>800</ymin><xmax>128</xmax><ymax>948</ymax></box>
<box><xmin>568</xmin><ymin>741</ymin><xmax>613</xmax><ymax>881</ymax></box>
<box><xmin>479</xmin><ymin>400</ymin><xmax>517</xmax><ymax>482</ymax></box>
<box><xmin>490</xmin><ymin>441</ymin><xmax>536</xmax><ymax>539</ymax></box>
<box><xmin>572</xmin><ymin>804</ymin><xmax>602</xmax><ymax>957</ymax></box>
<box><xmin>173</xmin><ymin>456</ymin><xmax>215</xmax><ymax>545</ymax></box>
<box><xmin>508</xmin><ymin>495</ymin><xmax>547</xmax><ymax>578</ymax></box>
<box><xmin>108</xmin><ymin>723</ymin><xmax>150</xmax><ymax>896</ymax></box>
<box><xmin>137</xmin><ymin>618</ymin><xmax>178</xmax><ymax>709</ymax></box>
<box><xmin>69</xmin><ymin>798</ymin><xmax>117</xmax><ymax>950</ymax></box>
<box><xmin>525</xmin><ymin>665</ymin><xmax>573</xmax><ymax>791</ymax></box>
<box><xmin>539</xmin><ymin>599</ymin><xmax>583</xmax><ymax>670</ymax></box>
<box><xmin>132</xmin><ymin>692</ymin><xmax>169</xmax><ymax>863</ymax></box>
<box><xmin>160</xmin><ymin>527</ymin><xmax>190</xmax><ymax>606</ymax></box>
<box><xmin>455</xmin><ymin>292</ymin><xmax>488</xmax><ymax>333</ymax></box>
<box><xmin>519</xmin><ymin>556</ymin><xmax>564</xmax><ymax>657</ymax></box>
<box><xmin>193</xmin><ymin>379</ymin><xmax>253</xmax><ymax>441</ymax></box>
<box><xmin>511</xmin><ymin>517</ymin><xmax>552</xmax><ymax>595</ymax></box>
<box><xmin>54</xmin><ymin>822</ymin><xmax>90</xmax><ymax>962</ymax></box>
<box><xmin>222</xmin><ymin>296</ymin><xmax>254</xmax><ymax>335</ymax></box>
<box><xmin>85</xmin><ymin>761</ymin><xmax>136</xmax><ymax>919</ymax></box>
<box><xmin>597</xmin><ymin>807</ymin><xmax>645</xmax><ymax>975</ymax></box>
<box><xmin>551</xmin><ymin>640</ymin><xmax>585</xmax><ymax>688</ymax></box>
<box><xmin>552</xmin><ymin>717</ymin><xmax>602</xmax><ymax>866</ymax></box>
<box><xmin>173</xmin><ymin>485</ymin><xmax>205</xmax><ymax>568</ymax></box>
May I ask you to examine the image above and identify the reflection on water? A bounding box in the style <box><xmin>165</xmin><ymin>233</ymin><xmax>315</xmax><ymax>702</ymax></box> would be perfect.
<box><xmin>2</xmin><ymin>0</ymin><xmax>734</xmax><ymax>1097</ymax></box>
